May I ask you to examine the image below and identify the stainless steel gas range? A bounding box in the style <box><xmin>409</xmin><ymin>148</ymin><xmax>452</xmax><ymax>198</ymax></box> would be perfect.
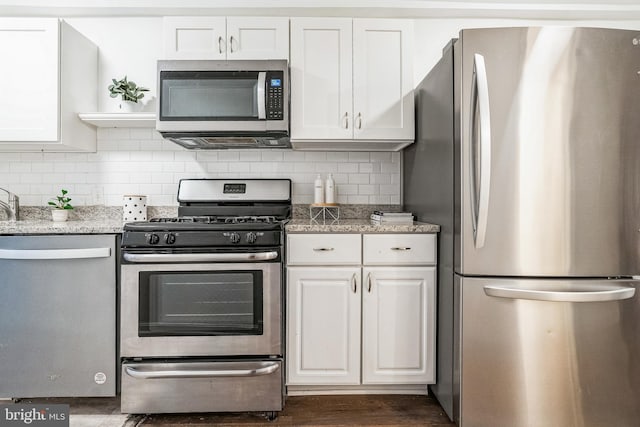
<box><xmin>119</xmin><ymin>179</ymin><xmax>290</xmax><ymax>419</ymax></box>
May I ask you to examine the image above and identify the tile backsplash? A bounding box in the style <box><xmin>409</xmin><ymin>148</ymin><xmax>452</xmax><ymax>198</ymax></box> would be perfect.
<box><xmin>0</xmin><ymin>128</ymin><xmax>401</xmax><ymax>206</ymax></box>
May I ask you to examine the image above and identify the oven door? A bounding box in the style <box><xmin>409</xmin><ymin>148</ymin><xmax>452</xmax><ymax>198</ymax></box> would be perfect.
<box><xmin>121</xmin><ymin>255</ymin><xmax>281</xmax><ymax>358</ymax></box>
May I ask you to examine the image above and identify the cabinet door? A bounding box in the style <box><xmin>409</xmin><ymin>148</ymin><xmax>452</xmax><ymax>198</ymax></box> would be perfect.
<box><xmin>353</xmin><ymin>19</ymin><xmax>414</xmax><ymax>141</ymax></box>
<box><xmin>287</xmin><ymin>267</ymin><xmax>361</xmax><ymax>385</ymax></box>
<box><xmin>226</xmin><ymin>17</ymin><xmax>289</xmax><ymax>60</ymax></box>
<box><xmin>163</xmin><ymin>17</ymin><xmax>226</xmax><ymax>59</ymax></box>
<box><xmin>362</xmin><ymin>266</ymin><xmax>436</xmax><ymax>384</ymax></box>
<box><xmin>290</xmin><ymin>18</ymin><xmax>353</xmax><ymax>140</ymax></box>
<box><xmin>0</xmin><ymin>18</ymin><xmax>59</xmax><ymax>141</ymax></box>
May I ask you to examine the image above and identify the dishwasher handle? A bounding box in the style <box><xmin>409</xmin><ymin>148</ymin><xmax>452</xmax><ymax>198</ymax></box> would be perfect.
<box><xmin>484</xmin><ymin>283</ymin><xmax>636</xmax><ymax>303</ymax></box>
<box><xmin>125</xmin><ymin>362</ymin><xmax>280</xmax><ymax>379</ymax></box>
<box><xmin>0</xmin><ymin>247</ymin><xmax>111</xmax><ymax>260</ymax></box>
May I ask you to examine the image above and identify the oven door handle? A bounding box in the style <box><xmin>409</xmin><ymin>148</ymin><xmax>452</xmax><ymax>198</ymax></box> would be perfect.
<box><xmin>122</xmin><ymin>251</ymin><xmax>279</xmax><ymax>263</ymax></box>
<box><xmin>124</xmin><ymin>362</ymin><xmax>280</xmax><ymax>379</ymax></box>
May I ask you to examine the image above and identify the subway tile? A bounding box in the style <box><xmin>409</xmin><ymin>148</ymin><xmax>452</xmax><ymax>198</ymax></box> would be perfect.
<box><xmin>261</xmin><ymin>151</ymin><xmax>284</xmax><ymax>162</ymax></box>
<box><xmin>229</xmin><ymin>162</ymin><xmax>252</xmax><ymax>173</ymax></box>
<box><xmin>380</xmin><ymin>184</ymin><xmax>399</xmax><ymax>195</ymax></box>
<box><xmin>370</xmin><ymin>195</ymin><xmax>392</xmax><ymax>204</ymax></box>
<box><xmin>370</xmin><ymin>152</ymin><xmax>392</xmax><ymax>163</ymax></box>
<box><xmin>359</xmin><ymin>163</ymin><xmax>374</xmax><ymax>173</ymax></box>
<box><xmin>347</xmin><ymin>195</ymin><xmax>369</xmax><ymax>204</ymax></box>
<box><xmin>338</xmin><ymin>163</ymin><xmax>358</xmax><ymax>173</ymax></box>
<box><xmin>348</xmin><ymin>174</ymin><xmax>369</xmax><ymax>184</ymax></box>
<box><xmin>380</xmin><ymin>162</ymin><xmax>398</xmax><ymax>174</ymax></box>
<box><xmin>130</xmin><ymin>128</ymin><xmax>154</xmax><ymax>140</ymax></box>
<box><xmin>207</xmin><ymin>163</ymin><xmax>229</xmax><ymax>173</ymax></box>
<box><xmin>239</xmin><ymin>151</ymin><xmax>262</xmax><ymax>162</ymax></box>
<box><xmin>283</xmin><ymin>151</ymin><xmax>306</xmax><ymax>162</ymax></box>
<box><xmin>218</xmin><ymin>151</ymin><xmax>240</xmax><ymax>162</ymax></box>
<box><xmin>348</xmin><ymin>152</ymin><xmax>370</xmax><ymax>162</ymax></box>
<box><xmin>31</xmin><ymin>162</ymin><xmax>54</xmax><ymax>173</ymax></box>
<box><xmin>0</xmin><ymin>127</ymin><xmax>403</xmax><ymax>206</ymax></box>
<box><xmin>358</xmin><ymin>184</ymin><xmax>377</xmax><ymax>195</ymax></box>
<box><xmin>326</xmin><ymin>152</ymin><xmax>349</xmax><ymax>162</ymax></box>
<box><xmin>304</xmin><ymin>152</ymin><xmax>326</xmax><ymax>162</ymax></box>
<box><xmin>10</xmin><ymin>163</ymin><xmax>31</xmax><ymax>173</ymax></box>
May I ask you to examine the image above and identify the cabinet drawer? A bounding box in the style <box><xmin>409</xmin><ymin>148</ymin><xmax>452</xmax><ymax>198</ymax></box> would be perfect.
<box><xmin>363</xmin><ymin>234</ymin><xmax>436</xmax><ymax>265</ymax></box>
<box><xmin>287</xmin><ymin>234</ymin><xmax>361</xmax><ymax>265</ymax></box>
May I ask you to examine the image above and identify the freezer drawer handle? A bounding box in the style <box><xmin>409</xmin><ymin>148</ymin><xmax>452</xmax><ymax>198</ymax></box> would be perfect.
<box><xmin>124</xmin><ymin>362</ymin><xmax>280</xmax><ymax>379</ymax></box>
<box><xmin>0</xmin><ymin>247</ymin><xmax>111</xmax><ymax>260</ymax></box>
<box><xmin>391</xmin><ymin>247</ymin><xmax>411</xmax><ymax>251</ymax></box>
<box><xmin>123</xmin><ymin>251</ymin><xmax>278</xmax><ymax>263</ymax></box>
<box><xmin>483</xmin><ymin>284</ymin><xmax>636</xmax><ymax>303</ymax></box>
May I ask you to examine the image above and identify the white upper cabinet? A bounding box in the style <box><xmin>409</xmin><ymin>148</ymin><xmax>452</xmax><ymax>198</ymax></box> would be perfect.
<box><xmin>290</xmin><ymin>18</ymin><xmax>414</xmax><ymax>151</ymax></box>
<box><xmin>0</xmin><ymin>18</ymin><xmax>97</xmax><ymax>152</ymax></box>
<box><xmin>289</xmin><ymin>18</ymin><xmax>352</xmax><ymax>141</ymax></box>
<box><xmin>163</xmin><ymin>16</ymin><xmax>289</xmax><ymax>60</ymax></box>
<box><xmin>352</xmin><ymin>19</ymin><xmax>414</xmax><ymax>141</ymax></box>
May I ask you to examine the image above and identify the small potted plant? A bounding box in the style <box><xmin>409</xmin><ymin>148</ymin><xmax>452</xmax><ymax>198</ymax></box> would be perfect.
<box><xmin>108</xmin><ymin>76</ymin><xmax>149</xmax><ymax>111</ymax></box>
<box><xmin>48</xmin><ymin>189</ymin><xmax>73</xmax><ymax>222</ymax></box>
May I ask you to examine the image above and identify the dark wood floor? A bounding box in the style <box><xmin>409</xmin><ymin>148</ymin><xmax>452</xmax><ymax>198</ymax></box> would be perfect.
<box><xmin>135</xmin><ymin>395</ymin><xmax>455</xmax><ymax>426</ymax></box>
<box><xmin>7</xmin><ymin>395</ymin><xmax>455</xmax><ymax>426</ymax></box>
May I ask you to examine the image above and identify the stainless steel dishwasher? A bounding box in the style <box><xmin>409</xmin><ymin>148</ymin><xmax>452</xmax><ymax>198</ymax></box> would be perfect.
<box><xmin>0</xmin><ymin>234</ymin><xmax>117</xmax><ymax>398</ymax></box>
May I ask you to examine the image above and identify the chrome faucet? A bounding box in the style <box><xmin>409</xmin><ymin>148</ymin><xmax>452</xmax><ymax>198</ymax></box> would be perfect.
<box><xmin>0</xmin><ymin>188</ymin><xmax>19</xmax><ymax>221</ymax></box>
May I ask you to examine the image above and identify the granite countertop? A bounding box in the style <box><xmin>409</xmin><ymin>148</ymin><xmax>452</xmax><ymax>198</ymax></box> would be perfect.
<box><xmin>285</xmin><ymin>219</ymin><xmax>440</xmax><ymax>233</ymax></box>
<box><xmin>0</xmin><ymin>219</ymin><xmax>124</xmax><ymax>235</ymax></box>
<box><xmin>0</xmin><ymin>205</ymin><xmax>440</xmax><ymax>235</ymax></box>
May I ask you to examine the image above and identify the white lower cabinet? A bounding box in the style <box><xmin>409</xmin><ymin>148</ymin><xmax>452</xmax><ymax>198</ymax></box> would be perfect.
<box><xmin>362</xmin><ymin>266</ymin><xmax>435</xmax><ymax>384</ymax></box>
<box><xmin>286</xmin><ymin>233</ymin><xmax>437</xmax><ymax>391</ymax></box>
<box><xmin>287</xmin><ymin>267</ymin><xmax>361</xmax><ymax>385</ymax></box>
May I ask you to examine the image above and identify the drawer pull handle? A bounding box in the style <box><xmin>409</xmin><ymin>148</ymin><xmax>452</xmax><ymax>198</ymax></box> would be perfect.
<box><xmin>391</xmin><ymin>247</ymin><xmax>412</xmax><ymax>251</ymax></box>
<box><xmin>313</xmin><ymin>247</ymin><xmax>335</xmax><ymax>252</ymax></box>
<box><xmin>351</xmin><ymin>273</ymin><xmax>357</xmax><ymax>293</ymax></box>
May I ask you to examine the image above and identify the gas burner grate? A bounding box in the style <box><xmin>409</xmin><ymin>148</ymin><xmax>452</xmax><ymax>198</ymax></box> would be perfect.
<box><xmin>149</xmin><ymin>215</ymin><xmax>280</xmax><ymax>224</ymax></box>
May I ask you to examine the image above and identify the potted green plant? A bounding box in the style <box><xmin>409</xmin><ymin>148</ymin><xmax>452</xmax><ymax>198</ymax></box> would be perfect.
<box><xmin>48</xmin><ymin>189</ymin><xmax>73</xmax><ymax>222</ymax></box>
<box><xmin>108</xmin><ymin>76</ymin><xmax>149</xmax><ymax>111</ymax></box>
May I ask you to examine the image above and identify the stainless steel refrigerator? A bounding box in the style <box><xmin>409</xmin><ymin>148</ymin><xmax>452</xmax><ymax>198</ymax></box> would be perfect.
<box><xmin>403</xmin><ymin>27</ymin><xmax>640</xmax><ymax>427</ymax></box>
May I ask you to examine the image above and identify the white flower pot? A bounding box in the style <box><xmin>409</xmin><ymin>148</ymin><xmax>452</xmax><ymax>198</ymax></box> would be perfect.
<box><xmin>118</xmin><ymin>101</ymin><xmax>142</xmax><ymax>113</ymax></box>
<box><xmin>51</xmin><ymin>209</ymin><xmax>69</xmax><ymax>222</ymax></box>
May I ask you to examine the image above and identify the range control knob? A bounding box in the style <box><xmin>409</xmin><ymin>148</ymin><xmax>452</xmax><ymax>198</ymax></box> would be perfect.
<box><xmin>165</xmin><ymin>233</ymin><xmax>176</xmax><ymax>244</ymax></box>
<box><xmin>246</xmin><ymin>232</ymin><xmax>257</xmax><ymax>244</ymax></box>
<box><xmin>147</xmin><ymin>233</ymin><xmax>160</xmax><ymax>245</ymax></box>
<box><xmin>229</xmin><ymin>232</ymin><xmax>241</xmax><ymax>244</ymax></box>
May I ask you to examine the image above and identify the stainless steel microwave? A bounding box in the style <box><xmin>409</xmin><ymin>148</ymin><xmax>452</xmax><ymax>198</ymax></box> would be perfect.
<box><xmin>156</xmin><ymin>60</ymin><xmax>289</xmax><ymax>149</ymax></box>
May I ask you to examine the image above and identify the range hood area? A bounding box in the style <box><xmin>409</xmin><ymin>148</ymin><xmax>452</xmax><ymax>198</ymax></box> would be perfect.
<box><xmin>160</xmin><ymin>132</ymin><xmax>291</xmax><ymax>150</ymax></box>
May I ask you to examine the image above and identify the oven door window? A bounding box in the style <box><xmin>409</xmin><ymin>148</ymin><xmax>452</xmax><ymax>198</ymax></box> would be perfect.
<box><xmin>138</xmin><ymin>270</ymin><xmax>263</xmax><ymax>336</ymax></box>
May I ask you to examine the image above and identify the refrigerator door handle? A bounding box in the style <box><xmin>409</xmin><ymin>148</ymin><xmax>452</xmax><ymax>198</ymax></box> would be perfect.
<box><xmin>469</xmin><ymin>53</ymin><xmax>492</xmax><ymax>249</ymax></box>
<box><xmin>483</xmin><ymin>284</ymin><xmax>636</xmax><ymax>303</ymax></box>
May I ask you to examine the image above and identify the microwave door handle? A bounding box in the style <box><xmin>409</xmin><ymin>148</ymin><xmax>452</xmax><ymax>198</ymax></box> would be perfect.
<box><xmin>257</xmin><ymin>71</ymin><xmax>266</xmax><ymax>120</ymax></box>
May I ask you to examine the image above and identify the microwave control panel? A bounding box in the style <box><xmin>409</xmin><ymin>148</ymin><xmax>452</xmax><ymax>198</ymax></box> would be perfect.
<box><xmin>266</xmin><ymin>71</ymin><xmax>285</xmax><ymax>120</ymax></box>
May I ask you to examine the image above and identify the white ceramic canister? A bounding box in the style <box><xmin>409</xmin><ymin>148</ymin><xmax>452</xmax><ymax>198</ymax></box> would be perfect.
<box><xmin>123</xmin><ymin>195</ymin><xmax>147</xmax><ymax>222</ymax></box>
